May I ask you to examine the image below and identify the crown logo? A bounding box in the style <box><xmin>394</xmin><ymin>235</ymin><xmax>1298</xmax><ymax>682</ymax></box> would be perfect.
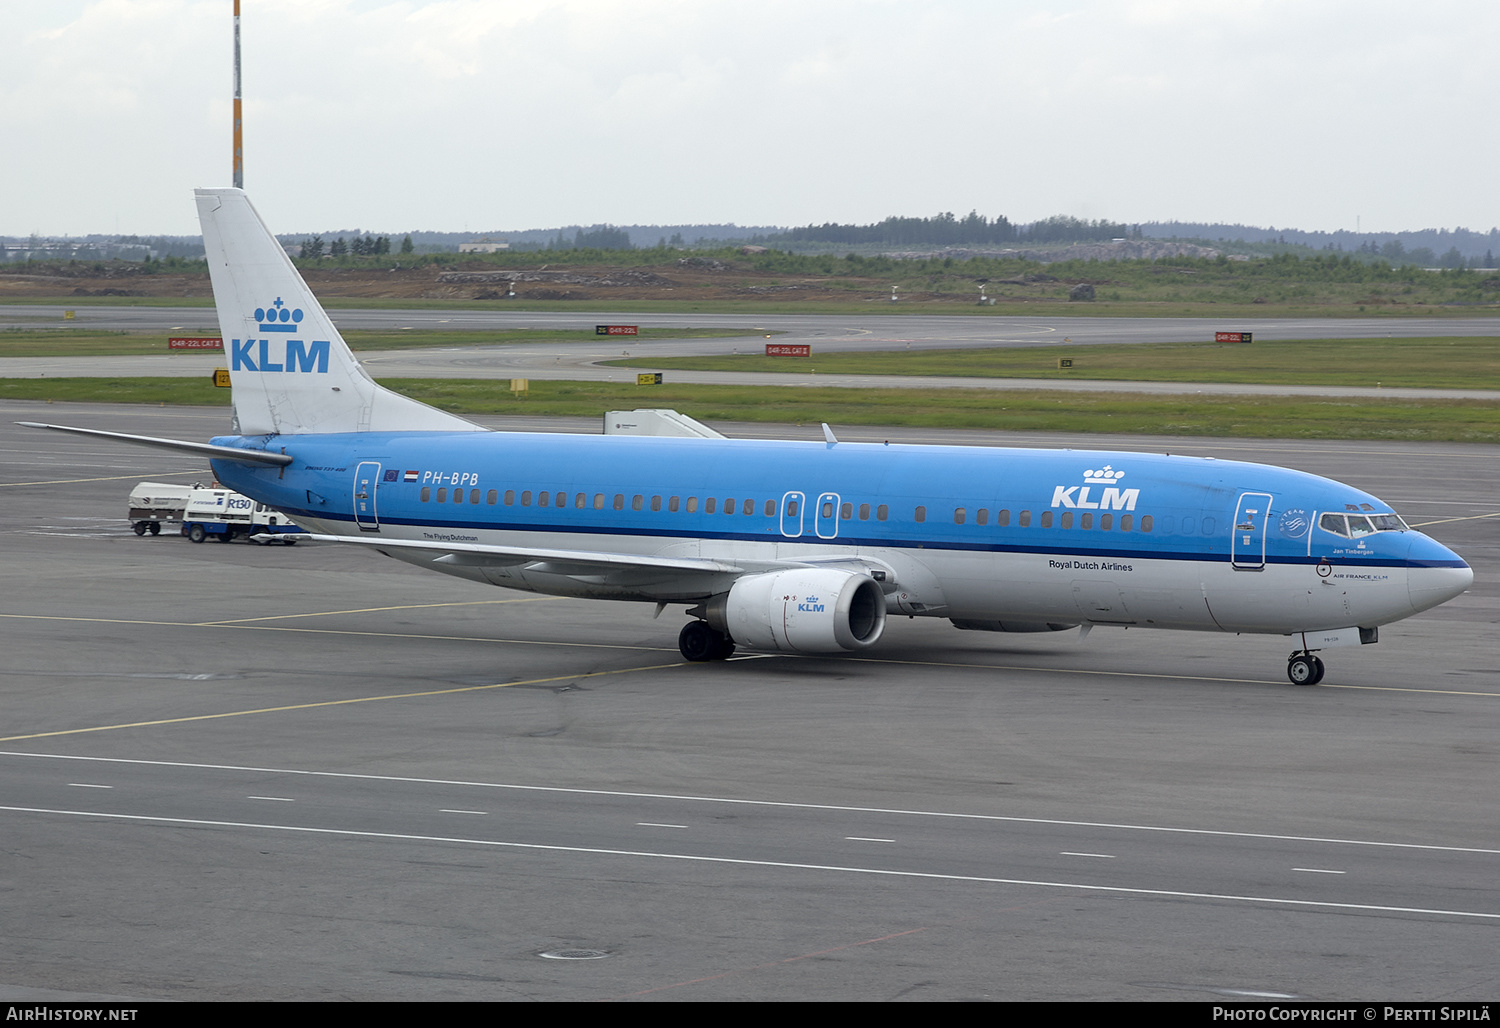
<box><xmin>253</xmin><ymin>297</ymin><xmax>304</xmax><ymax>333</ymax></box>
<box><xmin>1083</xmin><ymin>465</ymin><xmax>1125</xmax><ymax>485</ymax></box>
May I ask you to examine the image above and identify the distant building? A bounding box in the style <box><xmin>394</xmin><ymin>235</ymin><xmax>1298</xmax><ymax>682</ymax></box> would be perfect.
<box><xmin>459</xmin><ymin>237</ymin><xmax>510</xmax><ymax>253</ymax></box>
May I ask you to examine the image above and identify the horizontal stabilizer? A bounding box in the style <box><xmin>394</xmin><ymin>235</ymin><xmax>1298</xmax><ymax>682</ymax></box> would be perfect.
<box><xmin>16</xmin><ymin>422</ymin><xmax>292</xmax><ymax>466</ymax></box>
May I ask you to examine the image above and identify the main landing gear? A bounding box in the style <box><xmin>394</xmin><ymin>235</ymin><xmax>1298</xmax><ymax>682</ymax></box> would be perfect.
<box><xmin>679</xmin><ymin>620</ymin><xmax>735</xmax><ymax>662</ymax></box>
<box><xmin>1287</xmin><ymin>651</ymin><xmax>1326</xmax><ymax>686</ymax></box>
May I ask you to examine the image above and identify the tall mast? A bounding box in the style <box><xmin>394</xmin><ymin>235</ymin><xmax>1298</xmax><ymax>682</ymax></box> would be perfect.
<box><xmin>232</xmin><ymin>0</ymin><xmax>243</xmax><ymax>189</ymax></box>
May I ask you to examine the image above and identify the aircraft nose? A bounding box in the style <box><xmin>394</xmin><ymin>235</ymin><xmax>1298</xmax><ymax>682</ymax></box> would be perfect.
<box><xmin>1407</xmin><ymin>534</ymin><xmax>1473</xmax><ymax>614</ymax></box>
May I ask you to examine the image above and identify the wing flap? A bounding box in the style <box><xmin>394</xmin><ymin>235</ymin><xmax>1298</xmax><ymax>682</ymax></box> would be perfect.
<box><xmin>301</xmin><ymin>533</ymin><xmax>744</xmax><ymax>574</ymax></box>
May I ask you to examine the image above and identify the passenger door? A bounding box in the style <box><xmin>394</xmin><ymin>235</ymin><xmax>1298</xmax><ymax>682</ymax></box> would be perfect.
<box><xmin>1231</xmin><ymin>491</ymin><xmax>1272</xmax><ymax>570</ymax></box>
<box><xmin>353</xmin><ymin>462</ymin><xmax>382</xmax><ymax>532</ymax></box>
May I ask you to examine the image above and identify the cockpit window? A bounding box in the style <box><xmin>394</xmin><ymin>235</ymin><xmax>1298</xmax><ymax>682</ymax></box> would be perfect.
<box><xmin>1320</xmin><ymin>511</ymin><xmax>1407</xmax><ymax>537</ymax></box>
<box><xmin>1320</xmin><ymin>513</ymin><xmax>1350</xmax><ymax>537</ymax></box>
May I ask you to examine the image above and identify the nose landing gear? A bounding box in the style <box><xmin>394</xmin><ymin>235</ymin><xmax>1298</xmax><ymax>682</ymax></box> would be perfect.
<box><xmin>1287</xmin><ymin>652</ymin><xmax>1326</xmax><ymax>686</ymax></box>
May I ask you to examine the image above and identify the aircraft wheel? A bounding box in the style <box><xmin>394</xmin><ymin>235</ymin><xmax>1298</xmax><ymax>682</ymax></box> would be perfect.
<box><xmin>1287</xmin><ymin>655</ymin><xmax>1318</xmax><ymax>686</ymax></box>
<box><xmin>148</xmin><ymin>522</ymin><xmax>161</xmax><ymax>535</ymax></box>
<box><xmin>133</xmin><ymin>523</ymin><xmax>147</xmax><ymax>536</ymax></box>
<box><xmin>1309</xmin><ymin>656</ymin><xmax>1326</xmax><ymax>685</ymax></box>
<box><xmin>188</xmin><ymin>524</ymin><xmax>207</xmax><ymax>544</ymax></box>
<box><xmin>679</xmin><ymin>621</ymin><xmax>731</xmax><ymax>662</ymax></box>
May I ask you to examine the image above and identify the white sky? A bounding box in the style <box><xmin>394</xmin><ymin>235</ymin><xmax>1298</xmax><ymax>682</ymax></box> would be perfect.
<box><xmin>4</xmin><ymin>0</ymin><xmax>1497</xmax><ymax>237</ymax></box>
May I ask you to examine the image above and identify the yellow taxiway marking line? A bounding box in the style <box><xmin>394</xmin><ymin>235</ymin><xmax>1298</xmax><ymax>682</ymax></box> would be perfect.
<box><xmin>1408</xmin><ymin>511</ymin><xmax>1500</xmax><ymax>527</ymax></box>
<box><xmin>199</xmin><ymin>596</ymin><xmax>558</xmax><ymax>625</ymax></box>
<box><xmin>0</xmin><ymin>470</ymin><xmax>203</xmax><ymax>488</ymax></box>
<box><xmin>848</xmin><ymin>655</ymin><xmax>1500</xmax><ymax>697</ymax></box>
<box><xmin>5</xmin><ymin>619</ymin><xmax>1493</xmax><ymax>699</ymax></box>
<box><xmin>0</xmin><ymin>661</ymin><xmax>686</xmax><ymax>743</ymax></box>
<box><xmin>0</xmin><ymin>611</ymin><xmax>675</xmax><ymax>652</ymax></box>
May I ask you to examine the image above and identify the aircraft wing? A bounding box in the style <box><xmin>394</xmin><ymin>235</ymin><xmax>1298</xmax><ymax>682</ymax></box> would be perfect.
<box><xmin>298</xmin><ymin>533</ymin><xmax>745</xmax><ymax>575</ymax></box>
<box><xmin>295</xmin><ymin>534</ymin><xmax>897</xmax><ymax>593</ymax></box>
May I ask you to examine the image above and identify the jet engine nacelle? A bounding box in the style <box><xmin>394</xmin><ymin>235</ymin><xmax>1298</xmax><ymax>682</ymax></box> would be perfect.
<box><xmin>716</xmin><ymin>568</ymin><xmax>888</xmax><ymax>654</ymax></box>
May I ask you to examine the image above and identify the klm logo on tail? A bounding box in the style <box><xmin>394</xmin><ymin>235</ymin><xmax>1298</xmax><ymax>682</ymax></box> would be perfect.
<box><xmin>231</xmin><ymin>298</ymin><xmax>330</xmax><ymax>373</ymax></box>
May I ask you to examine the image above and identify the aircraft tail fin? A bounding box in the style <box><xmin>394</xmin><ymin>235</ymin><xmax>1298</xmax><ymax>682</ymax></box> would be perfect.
<box><xmin>194</xmin><ymin>188</ymin><xmax>479</xmax><ymax>436</ymax></box>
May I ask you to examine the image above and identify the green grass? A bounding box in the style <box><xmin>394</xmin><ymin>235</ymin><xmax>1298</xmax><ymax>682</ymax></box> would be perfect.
<box><xmin>610</xmin><ymin>336</ymin><xmax>1500</xmax><ymax>391</ymax></box>
<box><xmin>5</xmin><ymin>377</ymin><xmax>1497</xmax><ymax>443</ymax></box>
<box><xmin>0</xmin><ymin>326</ymin><xmax>768</xmax><ymax>358</ymax></box>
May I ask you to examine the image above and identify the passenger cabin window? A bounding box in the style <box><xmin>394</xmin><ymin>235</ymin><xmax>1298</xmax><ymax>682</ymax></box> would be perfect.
<box><xmin>724</xmin><ymin>498</ymin><xmax>736</xmax><ymax>515</ymax></box>
<box><xmin>521</xmin><ymin>491</ymin><xmax>531</xmax><ymax>506</ymax></box>
<box><xmin>687</xmin><ymin>497</ymin><xmax>699</xmax><ymax>513</ymax></box>
<box><xmin>1040</xmin><ymin>511</ymin><xmax>1053</xmax><ymax>528</ymax></box>
<box><xmin>859</xmin><ymin>503</ymin><xmax>871</xmax><ymax>521</ymax></box>
<box><xmin>996</xmin><ymin>509</ymin><xmax>1010</xmax><ymax>527</ymax></box>
<box><xmin>421</xmin><ymin>487</ymin><xmax>431</xmax><ymax>502</ymax></box>
<box><xmin>1080</xmin><ymin>512</ymin><xmax>1092</xmax><ymax>530</ymax></box>
<box><xmin>877</xmin><ymin>504</ymin><xmax>888</xmax><ymax>521</ymax></box>
<box><xmin>1060</xmin><ymin>512</ymin><xmax>1073</xmax><ymax>529</ymax></box>
<box><xmin>1140</xmin><ymin>515</ymin><xmax>1153</xmax><ymax>532</ymax></box>
<box><xmin>487</xmin><ymin>489</ymin><xmax>498</xmax><ymax>505</ymax></box>
<box><xmin>764</xmin><ymin>500</ymin><xmax>777</xmax><ymax>516</ymax></box>
<box><xmin>915</xmin><ymin>506</ymin><xmax>926</xmax><ymax>523</ymax></box>
<box><xmin>669</xmin><ymin>496</ymin><xmax>680</xmax><ymax>512</ymax></box>
<box><xmin>744</xmin><ymin>500</ymin><xmax>755</xmax><ymax>517</ymax></box>
<box><xmin>975</xmin><ymin>508</ymin><xmax>987</xmax><ymax>526</ymax></box>
<box><xmin>1018</xmin><ymin>510</ymin><xmax>1030</xmax><ymax>527</ymax></box>
<box><xmin>437</xmin><ymin>488</ymin><xmax>447</xmax><ymax>502</ymax></box>
<box><xmin>841</xmin><ymin>502</ymin><xmax>852</xmax><ymax>520</ymax></box>
<box><xmin>593</xmin><ymin>494</ymin><xmax>605</xmax><ymax>509</ymax></box>
<box><xmin>954</xmin><ymin>508</ymin><xmax>966</xmax><ymax>524</ymax></box>
<box><xmin>1100</xmin><ymin>513</ymin><xmax>1112</xmax><ymax>531</ymax></box>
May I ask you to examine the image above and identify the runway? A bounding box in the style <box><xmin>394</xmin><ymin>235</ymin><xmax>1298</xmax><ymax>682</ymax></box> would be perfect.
<box><xmin>4</xmin><ymin>307</ymin><xmax>1498</xmax><ymax>399</ymax></box>
<box><xmin>1</xmin><ymin>402</ymin><xmax>1496</xmax><ymax>1001</ymax></box>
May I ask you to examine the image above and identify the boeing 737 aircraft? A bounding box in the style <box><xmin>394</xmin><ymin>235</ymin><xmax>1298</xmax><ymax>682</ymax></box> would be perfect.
<box><xmin>22</xmin><ymin>189</ymin><xmax>1473</xmax><ymax>684</ymax></box>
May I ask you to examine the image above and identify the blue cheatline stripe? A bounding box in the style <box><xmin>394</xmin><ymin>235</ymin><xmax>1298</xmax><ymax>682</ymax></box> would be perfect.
<box><xmin>278</xmin><ymin>507</ymin><xmax>1439</xmax><ymax>569</ymax></box>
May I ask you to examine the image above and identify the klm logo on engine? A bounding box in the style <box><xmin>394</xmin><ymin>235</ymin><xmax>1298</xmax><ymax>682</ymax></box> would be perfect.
<box><xmin>230</xmin><ymin>297</ymin><xmax>330</xmax><ymax>373</ymax></box>
<box><xmin>797</xmin><ymin>594</ymin><xmax>826</xmax><ymax>613</ymax></box>
<box><xmin>1051</xmin><ymin>465</ymin><xmax>1139</xmax><ymax>511</ymax></box>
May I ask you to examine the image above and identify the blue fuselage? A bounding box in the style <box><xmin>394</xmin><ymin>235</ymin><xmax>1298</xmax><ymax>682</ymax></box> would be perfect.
<box><xmin>210</xmin><ymin>430</ymin><xmax>1470</xmax><ymax>635</ymax></box>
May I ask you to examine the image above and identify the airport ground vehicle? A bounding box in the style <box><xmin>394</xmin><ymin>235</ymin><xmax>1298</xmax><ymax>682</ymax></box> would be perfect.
<box><xmin>181</xmin><ymin>486</ymin><xmax>301</xmax><ymax>545</ymax></box>
<box><xmin>128</xmin><ymin>481</ymin><xmax>192</xmax><ymax>536</ymax></box>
